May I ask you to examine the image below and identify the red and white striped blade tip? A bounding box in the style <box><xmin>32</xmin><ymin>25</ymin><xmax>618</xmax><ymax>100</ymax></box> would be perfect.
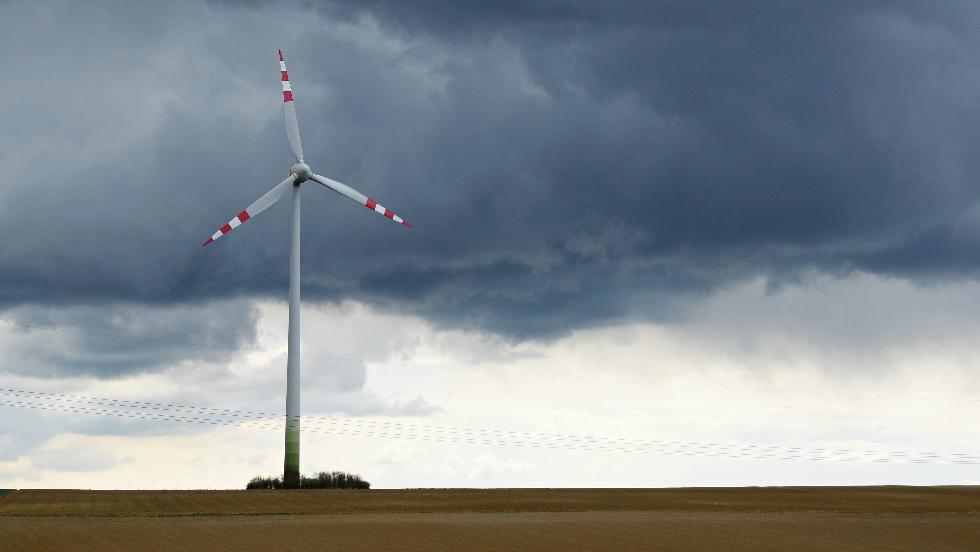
<box><xmin>363</xmin><ymin>197</ymin><xmax>412</xmax><ymax>228</ymax></box>
<box><xmin>279</xmin><ymin>50</ymin><xmax>293</xmax><ymax>103</ymax></box>
<box><xmin>202</xmin><ymin>209</ymin><xmax>252</xmax><ymax>246</ymax></box>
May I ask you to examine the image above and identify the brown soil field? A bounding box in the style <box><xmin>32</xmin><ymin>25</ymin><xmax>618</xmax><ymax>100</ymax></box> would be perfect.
<box><xmin>2</xmin><ymin>487</ymin><xmax>979</xmax><ymax>551</ymax></box>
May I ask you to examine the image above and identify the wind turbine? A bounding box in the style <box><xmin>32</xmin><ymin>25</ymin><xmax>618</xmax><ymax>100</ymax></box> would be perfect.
<box><xmin>203</xmin><ymin>50</ymin><xmax>411</xmax><ymax>488</ymax></box>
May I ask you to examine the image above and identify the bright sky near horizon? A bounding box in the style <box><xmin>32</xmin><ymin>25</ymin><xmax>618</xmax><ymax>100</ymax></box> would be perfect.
<box><xmin>2</xmin><ymin>1</ymin><xmax>980</xmax><ymax>488</ymax></box>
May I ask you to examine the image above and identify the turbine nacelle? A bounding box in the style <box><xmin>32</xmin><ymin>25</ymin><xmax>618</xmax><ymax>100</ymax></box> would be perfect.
<box><xmin>289</xmin><ymin>162</ymin><xmax>311</xmax><ymax>184</ymax></box>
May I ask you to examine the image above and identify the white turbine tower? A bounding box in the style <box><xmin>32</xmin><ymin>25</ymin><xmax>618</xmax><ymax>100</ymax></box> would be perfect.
<box><xmin>203</xmin><ymin>50</ymin><xmax>411</xmax><ymax>488</ymax></box>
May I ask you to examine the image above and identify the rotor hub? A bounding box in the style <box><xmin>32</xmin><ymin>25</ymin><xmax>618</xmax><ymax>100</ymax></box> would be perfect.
<box><xmin>289</xmin><ymin>162</ymin><xmax>311</xmax><ymax>184</ymax></box>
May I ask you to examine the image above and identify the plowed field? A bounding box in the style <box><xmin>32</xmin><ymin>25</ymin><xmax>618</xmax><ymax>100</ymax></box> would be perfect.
<box><xmin>1</xmin><ymin>487</ymin><xmax>978</xmax><ymax>551</ymax></box>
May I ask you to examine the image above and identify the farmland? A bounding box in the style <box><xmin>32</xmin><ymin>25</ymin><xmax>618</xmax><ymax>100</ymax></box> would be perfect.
<box><xmin>2</xmin><ymin>487</ymin><xmax>979</xmax><ymax>551</ymax></box>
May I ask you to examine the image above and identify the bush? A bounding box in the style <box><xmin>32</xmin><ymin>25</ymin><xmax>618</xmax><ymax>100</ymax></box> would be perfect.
<box><xmin>246</xmin><ymin>475</ymin><xmax>283</xmax><ymax>489</ymax></box>
<box><xmin>246</xmin><ymin>471</ymin><xmax>370</xmax><ymax>490</ymax></box>
<box><xmin>301</xmin><ymin>471</ymin><xmax>371</xmax><ymax>489</ymax></box>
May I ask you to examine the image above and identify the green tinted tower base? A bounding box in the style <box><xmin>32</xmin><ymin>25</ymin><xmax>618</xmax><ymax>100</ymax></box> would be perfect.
<box><xmin>283</xmin><ymin>418</ymin><xmax>300</xmax><ymax>488</ymax></box>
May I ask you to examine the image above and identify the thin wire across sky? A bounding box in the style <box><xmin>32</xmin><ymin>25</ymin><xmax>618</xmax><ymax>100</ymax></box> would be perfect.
<box><xmin>0</xmin><ymin>387</ymin><xmax>976</xmax><ymax>466</ymax></box>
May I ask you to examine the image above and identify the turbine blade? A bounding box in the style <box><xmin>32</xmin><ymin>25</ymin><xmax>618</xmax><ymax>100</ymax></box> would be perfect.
<box><xmin>310</xmin><ymin>173</ymin><xmax>412</xmax><ymax>228</ymax></box>
<box><xmin>202</xmin><ymin>174</ymin><xmax>298</xmax><ymax>246</ymax></box>
<box><xmin>279</xmin><ymin>49</ymin><xmax>304</xmax><ymax>162</ymax></box>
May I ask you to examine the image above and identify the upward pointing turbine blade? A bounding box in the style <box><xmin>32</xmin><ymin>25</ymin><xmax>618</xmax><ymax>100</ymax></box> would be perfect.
<box><xmin>309</xmin><ymin>173</ymin><xmax>412</xmax><ymax>228</ymax></box>
<box><xmin>203</xmin><ymin>174</ymin><xmax>298</xmax><ymax>246</ymax></box>
<box><xmin>279</xmin><ymin>50</ymin><xmax>304</xmax><ymax>162</ymax></box>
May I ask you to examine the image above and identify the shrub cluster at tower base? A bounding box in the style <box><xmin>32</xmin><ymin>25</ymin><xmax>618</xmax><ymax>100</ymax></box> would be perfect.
<box><xmin>246</xmin><ymin>471</ymin><xmax>370</xmax><ymax>490</ymax></box>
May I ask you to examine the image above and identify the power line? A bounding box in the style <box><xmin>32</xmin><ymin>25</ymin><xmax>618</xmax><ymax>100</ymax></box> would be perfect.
<box><xmin>2</xmin><ymin>386</ymin><xmax>975</xmax><ymax>462</ymax></box>
<box><xmin>1</xmin><ymin>389</ymin><xmax>976</xmax><ymax>465</ymax></box>
<box><xmin>4</xmin><ymin>386</ymin><xmax>968</xmax><ymax>460</ymax></box>
<box><xmin>3</xmin><ymin>398</ymin><xmax>972</xmax><ymax>464</ymax></box>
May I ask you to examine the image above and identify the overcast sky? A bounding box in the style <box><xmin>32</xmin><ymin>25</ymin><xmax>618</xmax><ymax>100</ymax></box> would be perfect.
<box><xmin>2</xmin><ymin>0</ymin><xmax>980</xmax><ymax>488</ymax></box>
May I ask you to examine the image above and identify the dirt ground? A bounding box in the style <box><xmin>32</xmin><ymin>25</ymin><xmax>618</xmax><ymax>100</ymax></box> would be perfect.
<box><xmin>2</xmin><ymin>487</ymin><xmax>979</xmax><ymax>551</ymax></box>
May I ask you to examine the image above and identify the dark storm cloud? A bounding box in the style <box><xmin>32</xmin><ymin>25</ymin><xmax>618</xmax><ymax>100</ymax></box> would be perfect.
<box><xmin>1</xmin><ymin>301</ymin><xmax>259</xmax><ymax>377</ymax></box>
<box><xmin>2</xmin><ymin>0</ymin><xmax>980</xmax><ymax>340</ymax></box>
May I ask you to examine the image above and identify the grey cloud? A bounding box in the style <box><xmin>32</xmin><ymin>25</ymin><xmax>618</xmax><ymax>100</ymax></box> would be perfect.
<box><xmin>1</xmin><ymin>0</ymin><xmax>979</xmax><ymax>341</ymax></box>
<box><xmin>32</xmin><ymin>444</ymin><xmax>123</xmax><ymax>473</ymax></box>
<box><xmin>0</xmin><ymin>301</ymin><xmax>258</xmax><ymax>377</ymax></box>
